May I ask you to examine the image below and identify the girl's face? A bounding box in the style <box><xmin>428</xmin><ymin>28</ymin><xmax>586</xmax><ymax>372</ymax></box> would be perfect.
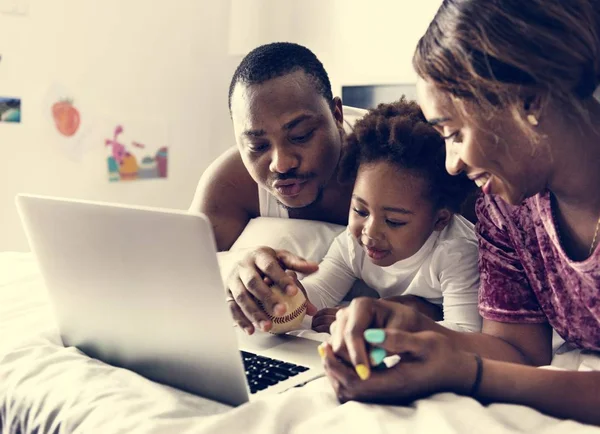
<box><xmin>416</xmin><ymin>78</ymin><xmax>550</xmax><ymax>206</ymax></box>
<box><xmin>349</xmin><ymin>161</ymin><xmax>451</xmax><ymax>267</ymax></box>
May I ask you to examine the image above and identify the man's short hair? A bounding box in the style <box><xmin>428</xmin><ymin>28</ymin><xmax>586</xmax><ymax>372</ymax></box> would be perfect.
<box><xmin>228</xmin><ymin>42</ymin><xmax>333</xmax><ymax>112</ymax></box>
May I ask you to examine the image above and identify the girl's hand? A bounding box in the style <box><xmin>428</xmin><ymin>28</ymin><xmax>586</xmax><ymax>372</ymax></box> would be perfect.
<box><xmin>385</xmin><ymin>294</ymin><xmax>443</xmax><ymax>321</ymax></box>
<box><xmin>320</xmin><ymin>328</ymin><xmax>477</xmax><ymax>404</ymax></box>
<box><xmin>311</xmin><ymin>307</ymin><xmax>341</xmax><ymax>333</ymax></box>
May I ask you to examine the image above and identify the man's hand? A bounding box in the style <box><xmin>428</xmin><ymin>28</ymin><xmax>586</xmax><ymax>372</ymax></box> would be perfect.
<box><xmin>226</xmin><ymin>246</ymin><xmax>319</xmax><ymax>334</ymax></box>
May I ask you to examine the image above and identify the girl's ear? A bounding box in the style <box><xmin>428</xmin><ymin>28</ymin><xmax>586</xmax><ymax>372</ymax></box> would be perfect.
<box><xmin>433</xmin><ymin>208</ymin><xmax>453</xmax><ymax>231</ymax></box>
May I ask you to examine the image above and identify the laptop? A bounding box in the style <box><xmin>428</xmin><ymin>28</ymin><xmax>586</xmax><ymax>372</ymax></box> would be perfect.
<box><xmin>16</xmin><ymin>194</ymin><xmax>325</xmax><ymax>407</ymax></box>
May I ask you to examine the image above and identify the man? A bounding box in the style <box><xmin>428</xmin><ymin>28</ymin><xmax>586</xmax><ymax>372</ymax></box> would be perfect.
<box><xmin>190</xmin><ymin>42</ymin><xmax>366</xmax><ymax>334</ymax></box>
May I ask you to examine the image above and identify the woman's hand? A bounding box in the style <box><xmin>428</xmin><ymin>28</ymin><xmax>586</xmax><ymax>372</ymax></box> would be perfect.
<box><xmin>311</xmin><ymin>294</ymin><xmax>440</xmax><ymax>336</ymax></box>
<box><xmin>327</xmin><ymin>297</ymin><xmax>436</xmax><ymax>369</ymax></box>
<box><xmin>320</xmin><ymin>329</ymin><xmax>477</xmax><ymax>404</ymax></box>
<box><xmin>311</xmin><ymin>307</ymin><xmax>341</xmax><ymax>333</ymax></box>
<box><xmin>320</xmin><ymin>299</ymin><xmax>600</xmax><ymax>427</ymax></box>
<box><xmin>320</xmin><ymin>297</ymin><xmax>476</xmax><ymax>403</ymax></box>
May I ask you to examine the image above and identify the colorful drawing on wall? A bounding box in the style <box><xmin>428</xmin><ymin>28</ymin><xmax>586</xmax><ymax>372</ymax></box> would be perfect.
<box><xmin>105</xmin><ymin>124</ymin><xmax>168</xmax><ymax>182</ymax></box>
<box><xmin>0</xmin><ymin>97</ymin><xmax>21</xmax><ymax>123</ymax></box>
<box><xmin>52</xmin><ymin>99</ymin><xmax>80</xmax><ymax>137</ymax></box>
<box><xmin>43</xmin><ymin>83</ymin><xmax>94</xmax><ymax>162</ymax></box>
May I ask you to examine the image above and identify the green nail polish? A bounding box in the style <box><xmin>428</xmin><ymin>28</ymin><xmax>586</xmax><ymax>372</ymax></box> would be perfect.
<box><xmin>364</xmin><ymin>328</ymin><xmax>385</xmax><ymax>344</ymax></box>
<box><xmin>370</xmin><ymin>348</ymin><xmax>387</xmax><ymax>366</ymax></box>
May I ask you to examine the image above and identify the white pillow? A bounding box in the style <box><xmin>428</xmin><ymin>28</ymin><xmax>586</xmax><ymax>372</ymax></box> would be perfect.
<box><xmin>217</xmin><ymin>217</ymin><xmax>345</xmax><ymax>282</ymax></box>
<box><xmin>232</xmin><ymin>217</ymin><xmax>345</xmax><ymax>261</ymax></box>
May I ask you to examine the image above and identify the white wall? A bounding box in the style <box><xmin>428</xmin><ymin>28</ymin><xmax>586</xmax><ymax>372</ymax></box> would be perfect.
<box><xmin>1</xmin><ymin>0</ymin><xmax>441</xmax><ymax>252</ymax></box>
<box><xmin>328</xmin><ymin>0</ymin><xmax>442</xmax><ymax>96</ymax></box>
<box><xmin>228</xmin><ymin>0</ymin><xmax>441</xmax><ymax>96</ymax></box>
<box><xmin>0</xmin><ymin>0</ymin><xmax>235</xmax><ymax>251</ymax></box>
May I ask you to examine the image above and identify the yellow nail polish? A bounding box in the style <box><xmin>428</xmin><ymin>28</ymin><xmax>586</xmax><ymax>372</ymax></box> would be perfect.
<box><xmin>317</xmin><ymin>344</ymin><xmax>326</xmax><ymax>359</ymax></box>
<box><xmin>355</xmin><ymin>364</ymin><xmax>370</xmax><ymax>380</ymax></box>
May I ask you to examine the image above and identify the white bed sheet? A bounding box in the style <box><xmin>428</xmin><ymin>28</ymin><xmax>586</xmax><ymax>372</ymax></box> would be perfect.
<box><xmin>1</xmin><ymin>252</ymin><xmax>599</xmax><ymax>434</ymax></box>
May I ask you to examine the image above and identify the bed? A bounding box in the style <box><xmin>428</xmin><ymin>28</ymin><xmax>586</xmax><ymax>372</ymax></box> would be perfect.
<box><xmin>1</xmin><ymin>218</ymin><xmax>599</xmax><ymax>434</ymax></box>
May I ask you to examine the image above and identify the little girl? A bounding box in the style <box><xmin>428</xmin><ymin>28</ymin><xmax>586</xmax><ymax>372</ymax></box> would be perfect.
<box><xmin>300</xmin><ymin>99</ymin><xmax>481</xmax><ymax>333</ymax></box>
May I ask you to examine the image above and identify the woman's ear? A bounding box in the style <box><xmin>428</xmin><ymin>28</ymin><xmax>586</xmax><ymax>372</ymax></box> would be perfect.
<box><xmin>433</xmin><ymin>208</ymin><xmax>453</xmax><ymax>231</ymax></box>
<box><xmin>523</xmin><ymin>93</ymin><xmax>543</xmax><ymax>120</ymax></box>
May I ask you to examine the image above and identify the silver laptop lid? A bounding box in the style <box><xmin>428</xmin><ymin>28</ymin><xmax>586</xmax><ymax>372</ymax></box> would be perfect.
<box><xmin>16</xmin><ymin>194</ymin><xmax>249</xmax><ymax>406</ymax></box>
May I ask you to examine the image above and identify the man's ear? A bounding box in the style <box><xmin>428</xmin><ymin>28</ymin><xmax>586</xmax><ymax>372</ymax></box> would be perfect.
<box><xmin>433</xmin><ymin>208</ymin><xmax>453</xmax><ymax>231</ymax></box>
<box><xmin>331</xmin><ymin>96</ymin><xmax>344</xmax><ymax>126</ymax></box>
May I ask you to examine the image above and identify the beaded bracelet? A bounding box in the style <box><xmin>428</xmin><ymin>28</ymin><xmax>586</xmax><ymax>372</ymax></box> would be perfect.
<box><xmin>470</xmin><ymin>354</ymin><xmax>484</xmax><ymax>397</ymax></box>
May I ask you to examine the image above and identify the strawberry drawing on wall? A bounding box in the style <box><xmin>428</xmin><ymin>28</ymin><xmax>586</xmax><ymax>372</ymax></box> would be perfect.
<box><xmin>43</xmin><ymin>83</ymin><xmax>95</xmax><ymax>162</ymax></box>
<box><xmin>52</xmin><ymin>99</ymin><xmax>80</xmax><ymax>136</ymax></box>
<box><xmin>105</xmin><ymin>124</ymin><xmax>168</xmax><ymax>182</ymax></box>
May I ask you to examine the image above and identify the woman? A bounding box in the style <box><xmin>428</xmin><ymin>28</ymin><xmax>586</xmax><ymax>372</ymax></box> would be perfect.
<box><xmin>319</xmin><ymin>0</ymin><xmax>600</xmax><ymax>426</ymax></box>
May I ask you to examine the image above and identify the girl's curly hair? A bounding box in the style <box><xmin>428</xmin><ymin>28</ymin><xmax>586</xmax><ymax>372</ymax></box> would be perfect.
<box><xmin>339</xmin><ymin>97</ymin><xmax>476</xmax><ymax>213</ymax></box>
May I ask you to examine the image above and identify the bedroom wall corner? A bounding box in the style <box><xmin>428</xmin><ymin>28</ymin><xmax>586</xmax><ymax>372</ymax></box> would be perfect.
<box><xmin>0</xmin><ymin>0</ymin><xmax>235</xmax><ymax>251</ymax></box>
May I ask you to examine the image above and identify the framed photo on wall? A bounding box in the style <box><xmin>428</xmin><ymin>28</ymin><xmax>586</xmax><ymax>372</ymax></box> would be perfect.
<box><xmin>341</xmin><ymin>84</ymin><xmax>417</xmax><ymax>110</ymax></box>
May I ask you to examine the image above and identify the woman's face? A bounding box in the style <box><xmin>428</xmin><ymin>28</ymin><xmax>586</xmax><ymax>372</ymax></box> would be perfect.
<box><xmin>416</xmin><ymin>78</ymin><xmax>550</xmax><ymax>205</ymax></box>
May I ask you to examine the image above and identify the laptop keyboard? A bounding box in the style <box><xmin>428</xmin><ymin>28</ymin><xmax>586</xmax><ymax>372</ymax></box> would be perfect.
<box><xmin>241</xmin><ymin>351</ymin><xmax>309</xmax><ymax>394</ymax></box>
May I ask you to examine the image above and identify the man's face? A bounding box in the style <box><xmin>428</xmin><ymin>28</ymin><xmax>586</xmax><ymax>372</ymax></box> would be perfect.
<box><xmin>230</xmin><ymin>70</ymin><xmax>344</xmax><ymax>209</ymax></box>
